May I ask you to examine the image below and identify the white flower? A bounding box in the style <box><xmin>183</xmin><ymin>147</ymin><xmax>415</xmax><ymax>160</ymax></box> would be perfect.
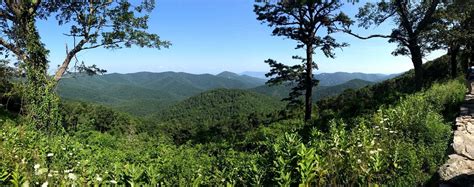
<box><xmin>377</xmin><ymin>148</ymin><xmax>383</xmax><ymax>152</ymax></box>
<box><xmin>64</xmin><ymin>169</ymin><xmax>73</xmax><ymax>173</ymax></box>
<box><xmin>69</xmin><ymin>153</ymin><xmax>73</xmax><ymax>156</ymax></box>
<box><xmin>34</xmin><ymin>164</ymin><xmax>40</xmax><ymax>170</ymax></box>
<box><xmin>68</xmin><ymin>173</ymin><xmax>77</xmax><ymax>181</ymax></box>
<box><xmin>36</xmin><ymin>168</ymin><xmax>48</xmax><ymax>176</ymax></box>
<box><xmin>357</xmin><ymin>144</ymin><xmax>362</xmax><ymax>147</ymax></box>
<box><xmin>357</xmin><ymin>159</ymin><xmax>362</xmax><ymax>164</ymax></box>
<box><xmin>47</xmin><ymin>173</ymin><xmax>53</xmax><ymax>177</ymax></box>
<box><xmin>369</xmin><ymin>150</ymin><xmax>377</xmax><ymax>154</ymax></box>
<box><xmin>47</xmin><ymin>153</ymin><xmax>54</xmax><ymax>157</ymax></box>
<box><xmin>110</xmin><ymin>180</ymin><xmax>117</xmax><ymax>184</ymax></box>
<box><xmin>96</xmin><ymin>175</ymin><xmax>103</xmax><ymax>182</ymax></box>
<box><xmin>41</xmin><ymin>181</ymin><xmax>48</xmax><ymax>187</ymax></box>
<box><xmin>389</xmin><ymin>130</ymin><xmax>395</xmax><ymax>134</ymax></box>
<box><xmin>62</xmin><ymin>147</ymin><xmax>66</xmax><ymax>150</ymax></box>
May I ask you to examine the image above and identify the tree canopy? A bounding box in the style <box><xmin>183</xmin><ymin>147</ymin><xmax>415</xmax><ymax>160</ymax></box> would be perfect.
<box><xmin>343</xmin><ymin>0</ymin><xmax>441</xmax><ymax>88</ymax></box>
<box><xmin>254</xmin><ymin>0</ymin><xmax>351</xmax><ymax>121</ymax></box>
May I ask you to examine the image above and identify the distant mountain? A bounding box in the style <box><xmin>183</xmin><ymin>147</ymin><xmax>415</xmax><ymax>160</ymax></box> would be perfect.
<box><xmin>217</xmin><ymin>71</ymin><xmax>266</xmax><ymax>86</ymax></box>
<box><xmin>250</xmin><ymin>78</ymin><xmax>375</xmax><ymax>101</ymax></box>
<box><xmin>315</xmin><ymin>72</ymin><xmax>399</xmax><ymax>86</ymax></box>
<box><xmin>58</xmin><ymin>70</ymin><xmax>394</xmax><ymax>116</ymax></box>
<box><xmin>241</xmin><ymin>71</ymin><xmax>399</xmax><ymax>86</ymax></box>
<box><xmin>57</xmin><ymin>71</ymin><xmax>267</xmax><ymax>116</ymax></box>
<box><xmin>240</xmin><ymin>71</ymin><xmax>268</xmax><ymax>79</ymax></box>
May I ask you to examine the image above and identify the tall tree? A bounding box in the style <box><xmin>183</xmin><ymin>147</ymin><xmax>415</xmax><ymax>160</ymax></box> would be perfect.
<box><xmin>428</xmin><ymin>0</ymin><xmax>474</xmax><ymax>78</ymax></box>
<box><xmin>342</xmin><ymin>0</ymin><xmax>440</xmax><ymax>88</ymax></box>
<box><xmin>0</xmin><ymin>0</ymin><xmax>169</xmax><ymax>130</ymax></box>
<box><xmin>254</xmin><ymin>0</ymin><xmax>351</xmax><ymax>121</ymax></box>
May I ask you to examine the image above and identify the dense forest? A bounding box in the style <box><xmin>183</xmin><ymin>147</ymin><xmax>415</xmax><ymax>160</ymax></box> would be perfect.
<box><xmin>0</xmin><ymin>0</ymin><xmax>474</xmax><ymax>186</ymax></box>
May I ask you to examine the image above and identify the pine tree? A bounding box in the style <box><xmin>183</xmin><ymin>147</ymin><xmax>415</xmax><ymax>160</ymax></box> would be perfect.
<box><xmin>254</xmin><ymin>0</ymin><xmax>351</xmax><ymax>121</ymax></box>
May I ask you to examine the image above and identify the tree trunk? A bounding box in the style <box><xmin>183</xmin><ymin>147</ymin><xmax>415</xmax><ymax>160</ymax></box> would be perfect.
<box><xmin>304</xmin><ymin>44</ymin><xmax>313</xmax><ymax>122</ymax></box>
<box><xmin>470</xmin><ymin>44</ymin><xmax>474</xmax><ymax>67</ymax></box>
<box><xmin>410</xmin><ymin>45</ymin><xmax>424</xmax><ymax>89</ymax></box>
<box><xmin>449</xmin><ymin>45</ymin><xmax>460</xmax><ymax>78</ymax></box>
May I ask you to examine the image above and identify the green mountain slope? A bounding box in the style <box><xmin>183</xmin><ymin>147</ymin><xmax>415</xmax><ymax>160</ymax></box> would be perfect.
<box><xmin>154</xmin><ymin>88</ymin><xmax>283</xmax><ymax>123</ymax></box>
<box><xmin>316</xmin><ymin>55</ymin><xmax>456</xmax><ymax>125</ymax></box>
<box><xmin>314</xmin><ymin>72</ymin><xmax>398</xmax><ymax>86</ymax></box>
<box><xmin>250</xmin><ymin>78</ymin><xmax>374</xmax><ymax>101</ymax></box>
<box><xmin>241</xmin><ymin>71</ymin><xmax>398</xmax><ymax>86</ymax></box>
<box><xmin>149</xmin><ymin>88</ymin><xmax>284</xmax><ymax>143</ymax></box>
<box><xmin>57</xmin><ymin>71</ymin><xmax>267</xmax><ymax>116</ymax></box>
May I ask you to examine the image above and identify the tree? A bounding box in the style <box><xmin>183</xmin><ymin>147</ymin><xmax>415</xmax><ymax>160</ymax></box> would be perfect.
<box><xmin>428</xmin><ymin>0</ymin><xmax>474</xmax><ymax>78</ymax></box>
<box><xmin>254</xmin><ymin>0</ymin><xmax>351</xmax><ymax>121</ymax></box>
<box><xmin>0</xmin><ymin>0</ymin><xmax>169</xmax><ymax>130</ymax></box>
<box><xmin>343</xmin><ymin>0</ymin><xmax>440</xmax><ymax>88</ymax></box>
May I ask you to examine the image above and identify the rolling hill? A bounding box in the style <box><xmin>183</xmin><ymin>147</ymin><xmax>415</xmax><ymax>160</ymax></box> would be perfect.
<box><xmin>148</xmin><ymin>88</ymin><xmax>284</xmax><ymax>143</ymax></box>
<box><xmin>250</xmin><ymin>78</ymin><xmax>375</xmax><ymax>101</ymax></box>
<box><xmin>241</xmin><ymin>71</ymin><xmax>399</xmax><ymax>86</ymax></box>
<box><xmin>57</xmin><ymin>71</ymin><xmax>267</xmax><ymax>116</ymax></box>
<box><xmin>58</xmin><ymin>71</ymin><xmax>394</xmax><ymax>117</ymax></box>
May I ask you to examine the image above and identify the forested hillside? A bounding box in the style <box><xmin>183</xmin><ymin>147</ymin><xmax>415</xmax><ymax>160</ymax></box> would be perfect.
<box><xmin>58</xmin><ymin>71</ymin><xmax>385</xmax><ymax>116</ymax></box>
<box><xmin>251</xmin><ymin>78</ymin><xmax>374</xmax><ymax>100</ymax></box>
<box><xmin>57</xmin><ymin>71</ymin><xmax>267</xmax><ymax>115</ymax></box>
<box><xmin>148</xmin><ymin>89</ymin><xmax>284</xmax><ymax>144</ymax></box>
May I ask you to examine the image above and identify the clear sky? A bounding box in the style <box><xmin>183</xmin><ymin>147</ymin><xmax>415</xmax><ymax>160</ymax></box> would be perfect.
<box><xmin>37</xmin><ymin>0</ymin><xmax>445</xmax><ymax>75</ymax></box>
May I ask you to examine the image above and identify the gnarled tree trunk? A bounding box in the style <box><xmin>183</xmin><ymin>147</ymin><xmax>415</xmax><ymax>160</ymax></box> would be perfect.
<box><xmin>409</xmin><ymin>44</ymin><xmax>424</xmax><ymax>89</ymax></box>
<box><xmin>449</xmin><ymin>45</ymin><xmax>460</xmax><ymax>78</ymax></box>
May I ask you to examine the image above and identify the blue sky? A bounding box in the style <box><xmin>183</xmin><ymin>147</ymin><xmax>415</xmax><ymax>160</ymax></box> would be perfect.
<box><xmin>38</xmin><ymin>0</ymin><xmax>445</xmax><ymax>75</ymax></box>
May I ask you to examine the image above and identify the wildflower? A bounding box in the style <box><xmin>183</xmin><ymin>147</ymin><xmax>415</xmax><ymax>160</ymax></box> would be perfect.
<box><xmin>369</xmin><ymin>150</ymin><xmax>377</xmax><ymax>154</ymax></box>
<box><xmin>36</xmin><ymin>168</ymin><xmax>48</xmax><ymax>176</ymax></box>
<box><xmin>64</xmin><ymin>169</ymin><xmax>73</xmax><ymax>173</ymax></box>
<box><xmin>34</xmin><ymin>164</ymin><xmax>40</xmax><ymax>170</ymax></box>
<box><xmin>377</xmin><ymin>148</ymin><xmax>383</xmax><ymax>152</ymax></box>
<box><xmin>110</xmin><ymin>180</ymin><xmax>117</xmax><ymax>184</ymax></box>
<box><xmin>357</xmin><ymin>144</ymin><xmax>362</xmax><ymax>147</ymax></box>
<box><xmin>47</xmin><ymin>173</ymin><xmax>53</xmax><ymax>177</ymax></box>
<box><xmin>69</xmin><ymin>153</ymin><xmax>73</xmax><ymax>156</ymax></box>
<box><xmin>47</xmin><ymin>153</ymin><xmax>54</xmax><ymax>157</ymax></box>
<box><xmin>41</xmin><ymin>181</ymin><xmax>48</xmax><ymax>187</ymax></box>
<box><xmin>62</xmin><ymin>147</ymin><xmax>66</xmax><ymax>150</ymax></box>
<box><xmin>96</xmin><ymin>175</ymin><xmax>103</xmax><ymax>182</ymax></box>
<box><xmin>68</xmin><ymin>173</ymin><xmax>77</xmax><ymax>180</ymax></box>
<box><xmin>374</xmin><ymin>126</ymin><xmax>379</xmax><ymax>129</ymax></box>
<box><xmin>389</xmin><ymin>130</ymin><xmax>395</xmax><ymax>134</ymax></box>
<box><xmin>357</xmin><ymin>159</ymin><xmax>362</xmax><ymax>164</ymax></box>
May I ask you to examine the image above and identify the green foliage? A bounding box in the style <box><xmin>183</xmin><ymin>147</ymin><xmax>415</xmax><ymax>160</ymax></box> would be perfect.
<box><xmin>252</xmin><ymin>78</ymin><xmax>375</xmax><ymax>101</ymax></box>
<box><xmin>316</xmin><ymin>55</ymin><xmax>455</xmax><ymax>126</ymax></box>
<box><xmin>0</xmin><ymin>67</ymin><xmax>466</xmax><ymax>186</ymax></box>
<box><xmin>57</xmin><ymin>71</ymin><xmax>267</xmax><ymax>116</ymax></box>
<box><xmin>60</xmin><ymin>102</ymin><xmax>141</xmax><ymax>135</ymax></box>
<box><xmin>152</xmin><ymin>89</ymin><xmax>284</xmax><ymax>144</ymax></box>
